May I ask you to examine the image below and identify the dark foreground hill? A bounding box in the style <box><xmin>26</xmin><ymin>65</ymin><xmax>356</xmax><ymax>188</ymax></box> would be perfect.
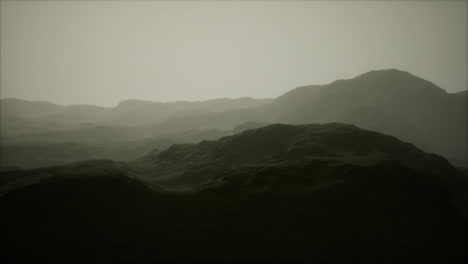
<box><xmin>0</xmin><ymin>123</ymin><xmax>467</xmax><ymax>263</ymax></box>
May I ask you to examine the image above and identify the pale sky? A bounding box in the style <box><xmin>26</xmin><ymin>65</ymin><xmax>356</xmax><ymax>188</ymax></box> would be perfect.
<box><xmin>1</xmin><ymin>0</ymin><xmax>467</xmax><ymax>107</ymax></box>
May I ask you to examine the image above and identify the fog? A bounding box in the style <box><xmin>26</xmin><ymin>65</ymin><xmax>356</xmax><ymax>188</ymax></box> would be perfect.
<box><xmin>1</xmin><ymin>2</ymin><xmax>468</xmax><ymax>263</ymax></box>
<box><xmin>1</xmin><ymin>0</ymin><xmax>467</xmax><ymax>106</ymax></box>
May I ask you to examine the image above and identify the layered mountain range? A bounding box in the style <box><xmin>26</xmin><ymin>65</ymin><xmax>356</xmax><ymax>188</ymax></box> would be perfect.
<box><xmin>1</xmin><ymin>69</ymin><xmax>467</xmax><ymax>262</ymax></box>
<box><xmin>1</xmin><ymin>123</ymin><xmax>467</xmax><ymax>263</ymax></box>
<box><xmin>1</xmin><ymin>69</ymin><xmax>466</xmax><ymax>169</ymax></box>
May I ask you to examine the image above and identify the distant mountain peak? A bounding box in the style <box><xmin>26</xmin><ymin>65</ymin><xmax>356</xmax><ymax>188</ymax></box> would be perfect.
<box><xmin>352</xmin><ymin>69</ymin><xmax>445</xmax><ymax>93</ymax></box>
<box><xmin>356</xmin><ymin>68</ymin><xmax>413</xmax><ymax>79</ymax></box>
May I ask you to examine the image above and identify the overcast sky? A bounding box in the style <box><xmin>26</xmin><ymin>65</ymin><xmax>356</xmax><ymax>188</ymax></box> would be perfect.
<box><xmin>1</xmin><ymin>0</ymin><xmax>467</xmax><ymax>107</ymax></box>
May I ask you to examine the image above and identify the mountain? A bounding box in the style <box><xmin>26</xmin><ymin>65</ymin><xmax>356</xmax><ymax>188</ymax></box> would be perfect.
<box><xmin>135</xmin><ymin>123</ymin><xmax>467</xmax><ymax>215</ymax></box>
<box><xmin>1</xmin><ymin>69</ymin><xmax>466</xmax><ymax>168</ymax></box>
<box><xmin>0</xmin><ymin>99</ymin><xmax>111</xmax><ymax>126</ymax></box>
<box><xmin>0</xmin><ymin>97</ymin><xmax>272</xmax><ymax>127</ymax></box>
<box><xmin>1</xmin><ymin>123</ymin><xmax>466</xmax><ymax>263</ymax></box>
<box><xmin>0</xmin><ymin>138</ymin><xmax>176</xmax><ymax>169</ymax></box>
<box><xmin>141</xmin><ymin>69</ymin><xmax>467</xmax><ymax>166</ymax></box>
<box><xmin>266</xmin><ymin>69</ymin><xmax>467</xmax><ymax>166</ymax></box>
<box><xmin>0</xmin><ymin>97</ymin><xmax>272</xmax><ymax>147</ymax></box>
<box><xmin>0</xmin><ymin>124</ymin><xmax>255</xmax><ymax>169</ymax></box>
<box><xmin>0</xmin><ymin>98</ymin><xmax>66</xmax><ymax>119</ymax></box>
<box><xmin>0</xmin><ymin>122</ymin><xmax>263</xmax><ymax>169</ymax></box>
<box><xmin>112</xmin><ymin>97</ymin><xmax>272</xmax><ymax>126</ymax></box>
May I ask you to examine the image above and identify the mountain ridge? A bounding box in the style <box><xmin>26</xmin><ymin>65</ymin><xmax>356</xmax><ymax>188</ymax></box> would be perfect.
<box><xmin>1</xmin><ymin>122</ymin><xmax>466</xmax><ymax>263</ymax></box>
<box><xmin>1</xmin><ymin>69</ymin><xmax>466</xmax><ymax>167</ymax></box>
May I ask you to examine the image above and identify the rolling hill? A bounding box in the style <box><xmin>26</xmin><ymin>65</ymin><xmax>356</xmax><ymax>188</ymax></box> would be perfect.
<box><xmin>1</xmin><ymin>123</ymin><xmax>466</xmax><ymax>263</ymax></box>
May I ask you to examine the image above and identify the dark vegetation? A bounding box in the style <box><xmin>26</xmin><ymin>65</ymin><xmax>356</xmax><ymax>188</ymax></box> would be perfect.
<box><xmin>0</xmin><ymin>123</ymin><xmax>466</xmax><ymax>263</ymax></box>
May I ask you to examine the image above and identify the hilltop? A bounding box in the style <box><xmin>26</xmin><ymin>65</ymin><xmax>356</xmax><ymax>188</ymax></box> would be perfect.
<box><xmin>1</xmin><ymin>123</ymin><xmax>466</xmax><ymax>263</ymax></box>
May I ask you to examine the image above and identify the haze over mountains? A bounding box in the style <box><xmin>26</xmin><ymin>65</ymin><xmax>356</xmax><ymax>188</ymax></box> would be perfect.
<box><xmin>2</xmin><ymin>0</ymin><xmax>467</xmax><ymax>262</ymax></box>
<box><xmin>1</xmin><ymin>69</ymin><xmax>467</xmax><ymax>263</ymax></box>
<box><xmin>1</xmin><ymin>69</ymin><xmax>466</xmax><ymax>168</ymax></box>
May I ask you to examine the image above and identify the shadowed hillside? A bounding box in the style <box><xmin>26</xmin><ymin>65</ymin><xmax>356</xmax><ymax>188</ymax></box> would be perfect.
<box><xmin>0</xmin><ymin>123</ymin><xmax>265</xmax><ymax>169</ymax></box>
<box><xmin>1</xmin><ymin>69</ymin><xmax>466</xmax><ymax>168</ymax></box>
<box><xmin>139</xmin><ymin>70</ymin><xmax>467</xmax><ymax>166</ymax></box>
<box><xmin>1</xmin><ymin>123</ymin><xmax>466</xmax><ymax>263</ymax></box>
<box><xmin>267</xmin><ymin>69</ymin><xmax>467</xmax><ymax>166</ymax></box>
<box><xmin>0</xmin><ymin>139</ymin><xmax>176</xmax><ymax>169</ymax></box>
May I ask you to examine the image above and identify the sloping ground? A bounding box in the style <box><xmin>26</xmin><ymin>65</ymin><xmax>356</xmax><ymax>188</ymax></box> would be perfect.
<box><xmin>267</xmin><ymin>70</ymin><xmax>467</xmax><ymax>167</ymax></box>
<box><xmin>0</xmin><ymin>139</ymin><xmax>176</xmax><ymax>169</ymax></box>
<box><xmin>137</xmin><ymin>123</ymin><xmax>467</xmax><ymax>215</ymax></box>
<box><xmin>0</xmin><ymin>123</ymin><xmax>467</xmax><ymax>263</ymax></box>
<box><xmin>0</xmin><ymin>122</ymin><xmax>256</xmax><ymax>169</ymax></box>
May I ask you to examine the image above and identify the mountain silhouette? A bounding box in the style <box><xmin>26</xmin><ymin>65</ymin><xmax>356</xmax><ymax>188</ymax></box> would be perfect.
<box><xmin>1</xmin><ymin>69</ymin><xmax>466</xmax><ymax>168</ymax></box>
<box><xmin>0</xmin><ymin>97</ymin><xmax>272</xmax><ymax>128</ymax></box>
<box><xmin>266</xmin><ymin>69</ymin><xmax>467</xmax><ymax>166</ymax></box>
<box><xmin>1</xmin><ymin>123</ymin><xmax>466</xmax><ymax>263</ymax></box>
<box><xmin>139</xmin><ymin>69</ymin><xmax>467</xmax><ymax>166</ymax></box>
